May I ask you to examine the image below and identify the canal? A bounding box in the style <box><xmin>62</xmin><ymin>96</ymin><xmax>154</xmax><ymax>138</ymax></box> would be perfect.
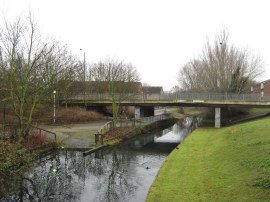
<box><xmin>1</xmin><ymin>116</ymin><xmax>201</xmax><ymax>202</ymax></box>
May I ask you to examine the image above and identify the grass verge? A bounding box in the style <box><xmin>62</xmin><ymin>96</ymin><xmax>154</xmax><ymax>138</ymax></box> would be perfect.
<box><xmin>72</xmin><ymin>130</ymin><xmax>96</xmax><ymax>140</ymax></box>
<box><xmin>0</xmin><ymin>139</ymin><xmax>59</xmax><ymax>196</ymax></box>
<box><xmin>147</xmin><ymin>117</ymin><xmax>270</xmax><ymax>202</ymax></box>
<box><xmin>168</xmin><ymin>107</ymin><xmax>205</xmax><ymax>119</ymax></box>
<box><xmin>246</xmin><ymin>108</ymin><xmax>270</xmax><ymax>117</ymax></box>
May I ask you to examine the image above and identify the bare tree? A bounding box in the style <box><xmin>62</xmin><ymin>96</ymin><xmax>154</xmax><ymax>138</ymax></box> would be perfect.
<box><xmin>51</xmin><ymin>45</ymin><xmax>81</xmax><ymax>108</ymax></box>
<box><xmin>0</xmin><ymin>15</ymin><xmax>78</xmax><ymax>141</ymax></box>
<box><xmin>178</xmin><ymin>30</ymin><xmax>264</xmax><ymax>93</ymax></box>
<box><xmin>90</xmin><ymin>58</ymin><xmax>140</xmax><ymax>122</ymax></box>
<box><xmin>0</xmin><ymin>16</ymin><xmax>47</xmax><ymax>140</ymax></box>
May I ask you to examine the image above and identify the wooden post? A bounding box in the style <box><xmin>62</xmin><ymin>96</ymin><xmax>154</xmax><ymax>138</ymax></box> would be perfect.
<box><xmin>95</xmin><ymin>133</ymin><xmax>98</xmax><ymax>144</ymax></box>
<box><xmin>100</xmin><ymin>134</ymin><xmax>104</xmax><ymax>145</ymax></box>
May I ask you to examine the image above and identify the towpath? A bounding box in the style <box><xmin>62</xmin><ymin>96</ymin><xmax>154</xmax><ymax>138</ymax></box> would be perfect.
<box><xmin>40</xmin><ymin>121</ymin><xmax>108</xmax><ymax>149</ymax></box>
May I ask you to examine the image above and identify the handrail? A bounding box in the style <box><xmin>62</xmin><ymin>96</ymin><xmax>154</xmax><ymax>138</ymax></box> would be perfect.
<box><xmin>59</xmin><ymin>92</ymin><xmax>270</xmax><ymax>102</ymax></box>
<box><xmin>0</xmin><ymin>124</ymin><xmax>57</xmax><ymax>141</ymax></box>
<box><xmin>30</xmin><ymin>125</ymin><xmax>57</xmax><ymax>141</ymax></box>
<box><xmin>97</xmin><ymin>113</ymin><xmax>173</xmax><ymax>136</ymax></box>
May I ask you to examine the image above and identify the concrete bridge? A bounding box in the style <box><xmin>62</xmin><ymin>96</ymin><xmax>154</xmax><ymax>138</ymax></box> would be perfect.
<box><xmin>60</xmin><ymin>92</ymin><xmax>270</xmax><ymax>128</ymax></box>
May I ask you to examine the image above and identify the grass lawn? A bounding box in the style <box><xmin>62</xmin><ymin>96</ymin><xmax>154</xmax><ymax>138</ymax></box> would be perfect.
<box><xmin>72</xmin><ymin>130</ymin><xmax>96</xmax><ymax>140</ymax></box>
<box><xmin>247</xmin><ymin>108</ymin><xmax>270</xmax><ymax>116</ymax></box>
<box><xmin>168</xmin><ymin>107</ymin><xmax>204</xmax><ymax>119</ymax></box>
<box><xmin>147</xmin><ymin>117</ymin><xmax>270</xmax><ymax>202</ymax></box>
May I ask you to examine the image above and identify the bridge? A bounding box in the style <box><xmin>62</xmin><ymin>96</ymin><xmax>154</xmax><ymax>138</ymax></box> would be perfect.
<box><xmin>60</xmin><ymin>92</ymin><xmax>270</xmax><ymax>128</ymax></box>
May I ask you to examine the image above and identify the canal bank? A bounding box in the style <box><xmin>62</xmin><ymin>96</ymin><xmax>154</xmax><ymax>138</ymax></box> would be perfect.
<box><xmin>39</xmin><ymin>121</ymin><xmax>108</xmax><ymax>149</ymax></box>
<box><xmin>147</xmin><ymin>117</ymin><xmax>270</xmax><ymax>202</ymax></box>
<box><xmin>40</xmin><ymin>107</ymin><xmax>203</xmax><ymax>149</ymax></box>
<box><xmin>47</xmin><ymin>115</ymin><xmax>177</xmax><ymax>149</ymax></box>
<box><xmin>0</xmin><ymin>116</ymin><xmax>201</xmax><ymax>201</ymax></box>
<box><xmin>101</xmin><ymin>117</ymin><xmax>178</xmax><ymax>146</ymax></box>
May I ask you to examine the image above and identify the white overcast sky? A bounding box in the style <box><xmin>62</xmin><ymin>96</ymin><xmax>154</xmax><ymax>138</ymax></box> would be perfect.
<box><xmin>1</xmin><ymin>0</ymin><xmax>270</xmax><ymax>91</ymax></box>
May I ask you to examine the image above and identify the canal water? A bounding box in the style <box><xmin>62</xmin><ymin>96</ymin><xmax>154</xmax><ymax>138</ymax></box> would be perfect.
<box><xmin>1</xmin><ymin>116</ymin><xmax>201</xmax><ymax>202</ymax></box>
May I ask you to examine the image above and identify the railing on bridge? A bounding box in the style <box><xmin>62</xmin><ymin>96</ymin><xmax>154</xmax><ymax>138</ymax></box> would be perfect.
<box><xmin>172</xmin><ymin>92</ymin><xmax>269</xmax><ymax>102</ymax></box>
<box><xmin>61</xmin><ymin>92</ymin><xmax>270</xmax><ymax>102</ymax></box>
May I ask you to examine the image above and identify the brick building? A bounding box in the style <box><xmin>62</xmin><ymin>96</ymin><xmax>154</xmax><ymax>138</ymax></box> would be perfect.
<box><xmin>142</xmin><ymin>86</ymin><xmax>163</xmax><ymax>100</ymax></box>
<box><xmin>251</xmin><ymin>79</ymin><xmax>270</xmax><ymax>97</ymax></box>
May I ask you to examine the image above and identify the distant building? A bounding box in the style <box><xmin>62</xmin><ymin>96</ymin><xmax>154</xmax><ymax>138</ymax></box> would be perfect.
<box><xmin>251</xmin><ymin>79</ymin><xmax>270</xmax><ymax>97</ymax></box>
<box><xmin>66</xmin><ymin>81</ymin><xmax>166</xmax><ymax>100</ymax></box>
<box><xmin>142</xmin><ymin>86</ymin><xmax>163</xmax><ymax>100</ymax></box>
<box><xmin>68</xmin><ymin>81</ymin><xmax>143</xmax><ymax>94</ymax></box>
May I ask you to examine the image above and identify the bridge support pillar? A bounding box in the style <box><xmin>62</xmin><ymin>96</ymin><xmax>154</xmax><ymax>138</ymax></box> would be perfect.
<box><xmin>141</xmin><ymin>106</ymin><xmax>155</xmax><ymax>117</ymax></box>
<box><xmin>134</xmin><ymin>106</ymin><xmax>155</xmax><ymax>118</ymax></box>
<box><xmin>215</xmin><ymin>107</ymin><xmax>221</xmax><ymax>128</ymax></box>
<box><xmin>135</xmin><ymin>106</ymin><xmax>141</xmax><ymax>119</ymax></box>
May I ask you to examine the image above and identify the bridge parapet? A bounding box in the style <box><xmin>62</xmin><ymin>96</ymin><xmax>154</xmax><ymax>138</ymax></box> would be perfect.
<box><xmin>173</xmin><ymin>92</ymin><xmax>267</xmax><ymax>102</ymax></box>
<box><xmin>62</xmin><ymin>92</ymin><xmax>270</xmax><ymax>102</ymax></box>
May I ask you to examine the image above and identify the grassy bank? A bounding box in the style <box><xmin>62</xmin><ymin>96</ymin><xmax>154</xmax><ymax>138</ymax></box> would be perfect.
<box><xmin>147</xmin><ymin>117</ymin><xmax>270</xmax><ymax>202</ymax></box>
<box><xmin>0</xmin><ymin>139</ymin><xmax>59</xmax><ymax>195</ymax></box>
<box><xmin>167</xmin><ymin>107</ymin><xmax>205</xmax><ymax>119</ymax></box>
<box><xmin>0</xmin><ymin>139</ymin><xmax>59</xmax><ymax>176</ymax></box>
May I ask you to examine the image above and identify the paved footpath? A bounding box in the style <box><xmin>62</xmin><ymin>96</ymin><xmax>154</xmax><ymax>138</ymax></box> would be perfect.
<box><xmin>40</xmin><ymin>121</ymin><xmax>108</xmax><ymax>149</ymax></box>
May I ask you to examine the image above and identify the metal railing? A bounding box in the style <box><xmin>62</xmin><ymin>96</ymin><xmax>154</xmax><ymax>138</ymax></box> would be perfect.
<box><xmin>97</xmin><ymin>113</ymin><xmax>173</xmax><ymax>135</ymax></box>
<box><xmin>30</xmin><ymin>125</ymin><xmax>57</xmax><ymax>141</ymax></box>
<box><xmin>61</xmin><ymin>92</ymin><xmax>270</xmax><ymax>102</ymax></box>
<box><xmin>169</xmin><ymin>92</ymin><xmax>269</xmax><ymax>102</ymax></box>
<box><xmin>0</xmin><ymin>124</ymin><xmax>56</xmax><ymax>141</ymax></box>
<box><xmin>95</xmin><ymin>113</ymin><xmax>173</xmax><ymax>145</ymax></box>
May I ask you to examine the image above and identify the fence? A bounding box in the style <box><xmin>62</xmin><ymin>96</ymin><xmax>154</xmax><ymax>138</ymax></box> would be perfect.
<box><xmin>169</xmin><ymin>92</ymin><xmax>269</xmax><ymax>102</ymax></box>
<box><xmin>62</xmin><ymin>91</ymin><xmax>270</xmax><ymax>102</ymax></box>
<box><xmin>97</xmin><ymin>113</ymin><xmax>173</xmax><ymax>135</ymax></box>
<box><xmin>0</xmin><ymin>124</ymin><xmax>56</xmax><ymax>141</ymax></box>
<box><xmin>95</xmin><ymin>113</ymin><xmax>173</xmax><ymax>145</ymax></box>
<box><xmin>30</xmin><ymin>125</ymin><xmax>57</xmax><ymax>141</ymax></box>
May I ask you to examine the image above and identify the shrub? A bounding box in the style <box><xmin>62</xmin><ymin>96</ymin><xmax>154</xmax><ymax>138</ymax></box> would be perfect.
<box><xmin>53</xmin><ymin>107</ymin><xmax>104</xmax><ymax>124</ymax></box>
<box><xmin>24</xmin><ymin>133</ymin><xmax>46</xmax><ymax>149</ymax></box>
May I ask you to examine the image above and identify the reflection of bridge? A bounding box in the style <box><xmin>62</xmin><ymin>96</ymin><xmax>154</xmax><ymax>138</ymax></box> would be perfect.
<box><xmin>61</xmin><ymin>92</ymin><xmax>270</xmax><ymax>128</ymax></box>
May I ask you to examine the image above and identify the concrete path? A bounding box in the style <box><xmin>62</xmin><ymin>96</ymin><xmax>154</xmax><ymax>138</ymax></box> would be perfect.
<box><xmin>40</xmin><ymin>121</ymin><xmax>108</xmax><ymax>149</ymax></box>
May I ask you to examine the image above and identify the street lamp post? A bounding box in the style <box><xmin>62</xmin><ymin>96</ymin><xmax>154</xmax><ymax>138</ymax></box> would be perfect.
<box><xmin>80</xmin><ymin>49</ymin><xmax>86</xmax><ymax>106</ymax></box>
<box><xmin>80</xmin><ymin>49</ymin><xmax>86</xmax><ymax>83</ymax></box>
<box><xmin>53</xmin><ymin>90</ymin><xmax>56</xmax><ymax>123</ymax></box>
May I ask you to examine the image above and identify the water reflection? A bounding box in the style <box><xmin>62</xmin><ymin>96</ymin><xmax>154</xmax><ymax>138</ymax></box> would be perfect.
<box><xmin>0</xmin><ymin>116</ymin><xmax>201</xmax><ymax>202</ymax></box>
<box><xmin>155</xmin><ymin>116</ymin><xmax>202</xmax><ymax>143</ymax></box>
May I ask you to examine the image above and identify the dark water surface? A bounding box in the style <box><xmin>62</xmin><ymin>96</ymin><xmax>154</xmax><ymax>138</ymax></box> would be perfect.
<box><xmin>1</xmin><ymin>116</ymin><xmax>201</xmax><ymax>202</ymax></box>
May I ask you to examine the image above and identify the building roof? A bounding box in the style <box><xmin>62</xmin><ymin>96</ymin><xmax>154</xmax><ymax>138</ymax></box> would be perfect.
<box><xmin>142</xmin><ymin>86</ymin><xmax>163</xmax><ymax>94</ymax></box>
<box><xmin>262</xmin><ymin>79</ymin><xmax>270</xmax><ymax>84</ymax></box>
<box><xmin>69</xmin><ymin>81</ymin><xmax>143</xmax><ymax>94</ymax></box>
<box><xmin>252</xmin><ymin>79</ymin><xmax>270</xmax><ymax>87</ymax></box>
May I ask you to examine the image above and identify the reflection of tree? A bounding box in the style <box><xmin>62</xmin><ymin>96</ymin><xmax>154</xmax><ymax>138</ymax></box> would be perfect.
<box><xmin>1</xmin><ymin>148</ymin><xmax>141</xmax><ymax>202</ymax></box>
<box><xmin>1</xmin><ymin>151</ymin><xmax>85</xmax><ymax>201</ymax></box>
<box><xmin>1</xmin><ymin>118</ymin><xmax>204</xmax><ymax>201</ymax></box>
<box><xmin>173</xmin><ymin>115</ymin><xmax>203</xmax><ymax>142</ymax></box>
<box><xmin>93</xmin><ymin>149</ymin><xmax>139</xmax><ymax>202</ymax></box>
<box><xmin>20</xmin><ymin>151</ymin><xmax>84</xmax><ymax>201</ymax></box>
